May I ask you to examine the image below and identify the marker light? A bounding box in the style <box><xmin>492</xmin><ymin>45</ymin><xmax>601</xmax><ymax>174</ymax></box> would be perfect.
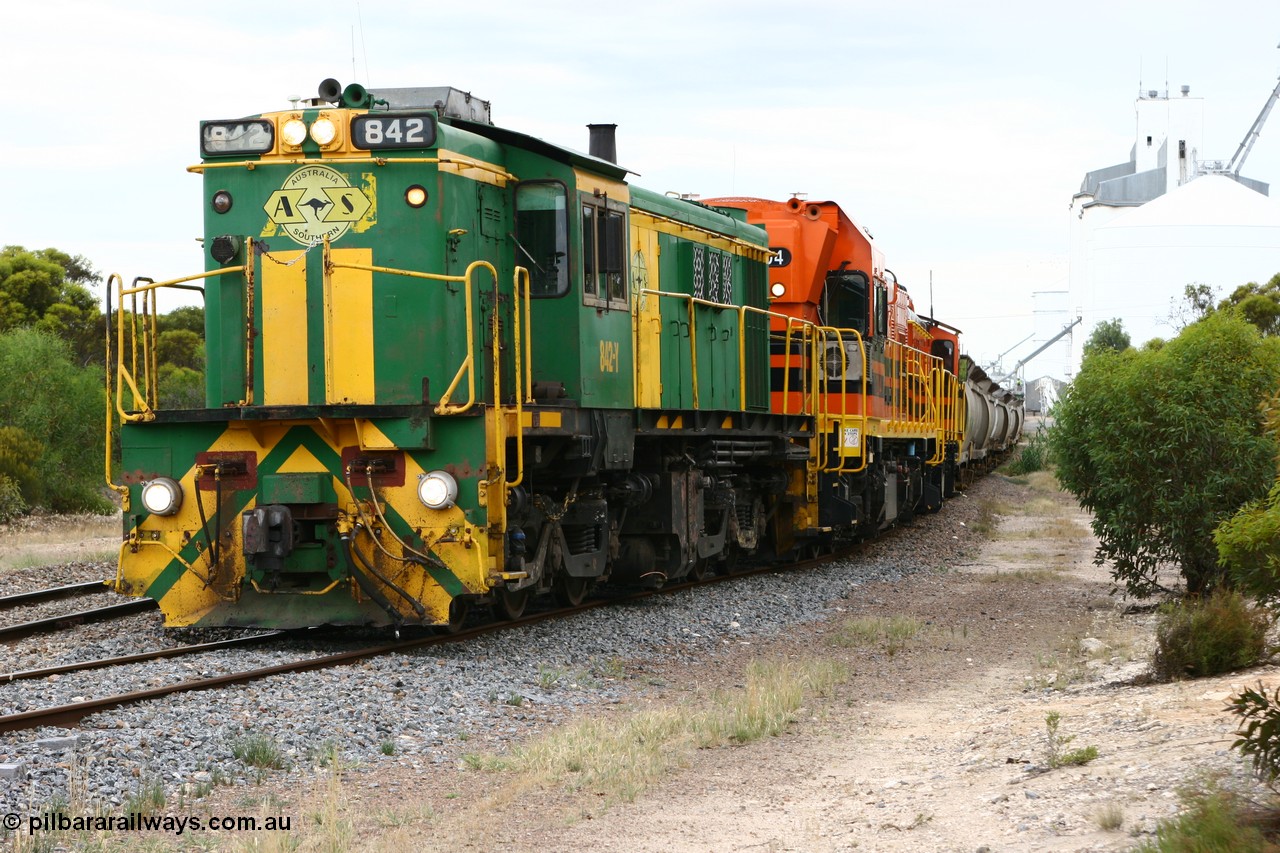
<box><xmin>417</xmin><ymin>471</ymin><xmax>458</xmax><ymax>509</ymax></box>
<box><xmin>770</xmin><ymin>282</ymin><xmax>786</xmax><ymax>298</ymax></box>
<box><xmin>140</xmin><ymin>477</ymin><xmax>183</xmax><ymax>516</ymax></box>
<box><xmin>281</xmin><ymin>119</ymin><xmax>307</xmax><ymax>147</ymax></box>
<box><xmin>405</xmin><ymin>185</ymin><xmax>428</xmax><ymax>208</ymax></box>
<box><xmin>211</xmin><ymin>190</ymin><xmax>233</xmax><ymax>214</ymax></box>
<box><xmin>309</xmin><ymin>118</ymin><xmax>337</xmax><ymax>146</ymax></box>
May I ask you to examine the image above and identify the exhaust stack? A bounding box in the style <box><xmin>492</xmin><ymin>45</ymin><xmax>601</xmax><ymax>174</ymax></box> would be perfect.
<box><xmin>588</xmin><ymin>123</ymin><xmax>617</xmax><ymax>163</ymax></box>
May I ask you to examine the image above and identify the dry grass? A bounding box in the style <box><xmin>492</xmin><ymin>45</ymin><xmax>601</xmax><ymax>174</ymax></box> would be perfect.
<box><xmin>1095</xmin><ymin>801</ymin><xmax>1125</xmax><ymax>831</ymax></box>
<box><xmin>969</xmin><ymin>499</ymin><xmax>1011</xmax><ymax>538</ymax></box>
<box><xmin>976</xmin><ymin>568</ymin><xmax>1061</xmax><ymax>584</ymax></box>
<box><xmin>830</xmin><ymin>615</ymin><xmax>924</xmax><ymax>655</ymax></box>
<box><xmin>407</xmin><ymin>655</ymin><xmax>853</xmax><ymax>841</ymax></box>
<box><xmin>0</xmin><ymin>512</ymin><xmax>119</xmax><ymax>573</ymax></box>
<box><xmin>997</xmin><ymin>517</ymin><xmax>1084</xmax><ymax>543</ymax></box>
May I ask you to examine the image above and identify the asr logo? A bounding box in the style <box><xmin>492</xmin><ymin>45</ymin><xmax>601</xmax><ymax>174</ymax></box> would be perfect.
<box><xmin>599</xmin><ymin>339</ymin><xmax>620</xmax><ymax>373</ymax></box>
<box><xmin>264</xmin><ymin>165</ymin><xmax>373</xmax><ymax>246</ymax></box>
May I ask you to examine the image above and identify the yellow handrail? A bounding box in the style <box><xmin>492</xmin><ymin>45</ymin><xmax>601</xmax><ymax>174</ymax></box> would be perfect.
<box><xmin>638</xmin><ymin>288</ymin><xmax>826</xmax><ymax>413</ymax></box>
<box><xmin>103</xmin><ymin>275</ymin><xmax>132</xmax><ymax>505</ymax></box>
<box><xmin>113</xmin><ymin>264</ymin><xmax>251</xmax><ymax>422</ymax></box>
<box><xmin>508</xmin><ymin>267</ymin><xmax>532</xmax><ymax>489</ymax></box>
<box><xmin>813</xmin><ymin>326</ymin><xmax>869</xmax><ymax>474</ymax></box>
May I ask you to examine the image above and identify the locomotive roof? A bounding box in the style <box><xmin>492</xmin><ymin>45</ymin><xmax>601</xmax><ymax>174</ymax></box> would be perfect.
<box><xmin>364</xmin><ymin>86</ymin><xmax>493</xmax><ymax>123</ymax></box>
<box><xmin>448</xmin><ymin>117</ymin><xmax>632</xmax><ymax>182</ymax></box>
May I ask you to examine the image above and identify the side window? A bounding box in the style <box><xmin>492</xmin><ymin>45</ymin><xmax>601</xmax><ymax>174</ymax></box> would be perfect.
<box><xmin>602</xmin><ymin>209</ymin><xmax>625</xmax><ymax>302</ymax></box>
<box><xmin>931</xmin><ymin>339</ymin><xmax>956</xmax><ymax>373</ymax></box>
<box><xmin>821</xmin><ymin>270</ymin><xmax>869</xmax><ymax>334</ymax></box>
<box><xmin>581</xmin><ymin>205</ymin><xmax>597</xmax><ymax>297</ymax></box>
<box><xmin>580</xmin><ymin>196</ymin><xmax>629</xmax><ymax>310</ymax></box>
<box><xmin>514</xmin><ymin>182</ymin><xmax>569</xmax><ymax>297</ymax></box>
<box><xmin>874</xmin><ymin>284</ymin><xmax>889</xmax><ymax>337</ymax></box>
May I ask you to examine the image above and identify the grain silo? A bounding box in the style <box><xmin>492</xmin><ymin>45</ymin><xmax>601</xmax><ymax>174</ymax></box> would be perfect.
<box><xmin>1069</xmin><ymin>77</ymin><xmax>1280</xmax><ymax>373</ymax></box>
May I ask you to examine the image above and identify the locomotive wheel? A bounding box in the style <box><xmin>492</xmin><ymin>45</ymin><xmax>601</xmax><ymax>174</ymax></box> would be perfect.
<box><xmin>437</xmin><ymin>598</ymin><xmax>470</xmax><ymax>634</ymax></box>
<box><xmin>689</xmin><ymin>557</ymin><xmax>716</xmax><ymax>582</ymax></box>
<box><xmin>494</xmin><ymin>587</ymin><xmax>529</xmax><ymax>621</ymax></box>
<box><xmin>554</xmin><ymin>575</ymin><xmax>590</xmax><ymax>607</ymax></box>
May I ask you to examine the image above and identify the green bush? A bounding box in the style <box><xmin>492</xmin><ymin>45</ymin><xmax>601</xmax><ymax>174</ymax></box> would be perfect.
<box><xmin>1135</xmin><ymin>785</ymin><xmax>1280</xmax><ymax>852</ymax></box>
<box><xmin>1050</xmin><ymin>312</ymin><xmax>1280</xmax><ymax>597</ymax></box>
<box><xmin>1005</xmin><ymin>427</ymin><xmax>1050</xmax><ymax>475</ymax></box>
<box><xmin>1230</xmin><ymin>683</ymin><xmax>1280</xmax><ymax>787</ymax></box>
<box><xmin>0</xmin><ymin>474</ymin><xmax>26</xmax><ymax>523</ymax></box>
<box><xmin>0</xmin><ymin>327</ymin><xmax>111</xmax><ymax>514</ymax></box>
<box><xmin>0</xmin><ymin>426</ymin><xmax>43</xmax><ymax>506</ymax></box>
<box><xmin>1151</xmin><ymin>589</ymin><xmax>1271</xmax><ymax>681</ymax></box>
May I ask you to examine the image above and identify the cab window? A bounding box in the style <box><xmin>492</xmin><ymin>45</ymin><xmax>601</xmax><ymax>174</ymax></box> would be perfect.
<box><xmin>514</xmin><ymin>182</ymin><xmax>569</xmax><ymax>297</ymax></box>
<box><xmin>581</xmin><ymin>197</ymin><xmax>627</xmax><ymax>309</ymax></box>
<box><xmin>821</xmin><ymin>270</ymin><xmax>869</xmax><ymax>334</ymax></box>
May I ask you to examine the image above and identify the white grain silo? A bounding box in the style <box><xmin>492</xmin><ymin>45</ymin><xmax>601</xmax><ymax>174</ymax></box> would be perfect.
<box><xmin>1069</xmin><ymin>80</ymin><xmax>1280</xmax><ymax>373</ymax></box>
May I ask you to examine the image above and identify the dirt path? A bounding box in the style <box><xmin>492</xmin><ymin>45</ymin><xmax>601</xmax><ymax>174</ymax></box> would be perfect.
<box><xmin>395</xmin><ymin>472</ymin><xmax>1275</xmax><ymax>852</ymax></box>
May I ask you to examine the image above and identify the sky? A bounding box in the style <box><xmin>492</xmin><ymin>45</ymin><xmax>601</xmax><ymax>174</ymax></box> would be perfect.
<box><xmin>3</xmin><ymin>0</ymin><xmax>1280</xmax><ymax>372</ymax></box>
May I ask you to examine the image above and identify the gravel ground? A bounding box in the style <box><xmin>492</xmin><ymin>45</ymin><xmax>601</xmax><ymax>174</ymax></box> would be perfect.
<box><xmin>0</xmin><ymin>484</ymin><xmax>993</xmax><ymax>819</ymax></box>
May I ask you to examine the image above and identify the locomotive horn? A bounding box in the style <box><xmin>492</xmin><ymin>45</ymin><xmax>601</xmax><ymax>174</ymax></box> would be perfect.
<box><xmin>342</xmin><ymin>83</ymin><xmax>372</xmax><ymax>109</ymax></box>
<box><xmin>318</xmin><ymin>78</ymin><xmax>343</xmax><ymax>103</ymax></box>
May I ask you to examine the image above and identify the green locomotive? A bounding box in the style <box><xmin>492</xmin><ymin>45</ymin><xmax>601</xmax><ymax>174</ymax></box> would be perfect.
<box><xmin>109</xmin><ymin>80</ymin><xmax>810</xmax><ymax>629</ymax></box>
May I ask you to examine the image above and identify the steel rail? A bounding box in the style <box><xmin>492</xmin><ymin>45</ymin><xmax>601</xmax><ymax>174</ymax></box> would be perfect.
<box><xmin>0</xmin><ymin>600</ymin><xmax>157</xmax><ymax>643</ymax></box>
<box><xmin>0</xmin><ymin>631</ymin><xmax>285</xmax><ymax>683</ymax></box>
<box><xmin>0</xmin><ymin>580</ymin><xmax>108</xmax><ymax>610</ymax></box>
<box><xmin>0</xmin><ymin>549</ymin><xmax>851</xmax><ymax>734</ymax></box>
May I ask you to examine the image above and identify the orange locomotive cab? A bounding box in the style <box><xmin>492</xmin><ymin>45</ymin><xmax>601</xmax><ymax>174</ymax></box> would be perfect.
<box><xmin>706</xmin><ymin>196</ymin><xmax>964</xmax><ymax>542</ymax></box>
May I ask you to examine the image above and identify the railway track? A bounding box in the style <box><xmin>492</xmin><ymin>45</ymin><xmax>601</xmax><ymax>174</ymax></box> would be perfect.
<box><xmin>0</xmin><ymin>579</ymin><xmax>110</xmax><ymax>610</ymax></box>
<box><xmin>0</xmin><ymin>598</ymin><xmax>157</xmax><ymax>643</ymax></box>
<box><xmin>0</xmin><ymin>552</ymin><xmax>835</xmax><ymax>735</ymax></box>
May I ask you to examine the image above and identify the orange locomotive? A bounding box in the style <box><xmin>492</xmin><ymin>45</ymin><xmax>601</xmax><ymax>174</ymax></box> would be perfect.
<box><xmin>707</xmin><ymin>196</ymin><xmax>968</xmax><ymax>547</ymax></box>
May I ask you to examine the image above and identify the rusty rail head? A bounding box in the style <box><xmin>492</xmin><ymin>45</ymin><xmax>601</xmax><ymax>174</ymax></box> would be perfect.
<box><xmin>0</xmin><ymin>580</ymin><xmax>110</xmax><ymax>611</ymax></box>
<box><xmin>0</xmin><ymin>599</ymin><xmax>157</xmax><ymax>644</ymax></box>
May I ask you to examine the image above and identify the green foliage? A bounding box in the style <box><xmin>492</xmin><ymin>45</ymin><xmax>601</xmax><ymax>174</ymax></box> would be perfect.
<box><xmin>1217</xmin><ymin>393</ymin><xmax>1280</xmax><ymax>603</ymax></box>
<box><xmin>1134</xmin><ymin>785</ymin><xmax>1280</xmax><ymax>853</ymax></box>
<box><xmin>0</xmin><ymin>328</ymin><xmax>111</xmax><ymax>513</ymax></box>
<box><xmin>1044</xmin><ymin>711</ymin><xmax>1099</xmax><ymax>768</ymax></box>
<box><xmin>1221</xmin><ymin>272</ymin><xmax>1280</xmax><ymax>337</ymax></box>
<box><xmin>1185</xmin><ymin>283</ymin><xmax>1218</xmax><ymax>322</ymax></box>
<box><xmin>1151</xmin><ymin>589</ymin><xmax>1271</xmax><ymax>681</ymax></box>
<box><xmin>155</xmin><ymin>305</ymin><xmax>204</xmax><ymax>335</ymax></box>
<box><xmin>1005</xmin><ymin>426</ymin><xmax>1051</xmax><ymax>475</ymax></box>
<box><xmin>230</xmin><ymin>731</ymin><xmax>289</xmax><ymax>770</ymax></box>
<box><xmin>0</xmin><ymin>474</ymin><xmax>26</xmax><ymax>523</ymax></box>
<box><xmin>1083</xmin><ymin>317</ymin><xmax>1130</xmax><ymax>357</ymax></box>
<box><xmin>1230</xmin><ymin>683</ymin><xmax>1280</xmax><ymax>786</ymax></box>
<box><xmin>1175</xmin><ymin>274</ymin><xmax>1280</xmax><ymax>338</ymax></box>
<box><xmin>156</xmin><ymin>329</ymin><xmax>205</xmax><ymax>371</ymax></box>
<box><xmin>0</xmin><ymin>245</ymin><xmax>103</xmax><ymax>365</ymax></box>
<box><xmin>158</xmin><ymin>364</ymin><xmax>205</xmax><ymax>409</ymax></box>
<box><xmin>0</xmin><ymin>426</ymin><xmax>43</xmax><ymax>505</ymax></box>
<box><xmin>1050</xmin><ymin>311</ymin><xmax>1280</xmax><ymax>596</ymax></box>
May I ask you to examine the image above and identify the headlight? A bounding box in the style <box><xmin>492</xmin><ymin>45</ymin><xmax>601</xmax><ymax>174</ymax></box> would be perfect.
<box><xmin>140</xmin><ymin>478</ymin><xmax>183</xmax><ymax>516</ymax></box>
<box><xmin>417</xmin><ymin>471</ymin><xmax>458</xmax><ymax>509</ymax></box>
<box><xmin>770</xmin><ymin>282</ymin><xmax>786</xmax><ymax>298</ymax></box>
<box><xmin>281</xmin><ymin>119</ymin><xmax>307</xmax><ymax>147</ymax></box>
<box><xmin>405</xmin><ymin>185</ymin><xmax>428</xmax><ymax>208</ymax></box>
<box><xmin>309</xmin><ymin>118</ymin><xmax>337</xmax><ymax>146</ymax></box>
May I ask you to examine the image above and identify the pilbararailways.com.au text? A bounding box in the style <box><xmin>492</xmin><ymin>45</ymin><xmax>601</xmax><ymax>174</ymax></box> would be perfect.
<box><xmin>7</xmin><ymin>811</ymin><xmax>292</xmax><ymax>836</ymax></box>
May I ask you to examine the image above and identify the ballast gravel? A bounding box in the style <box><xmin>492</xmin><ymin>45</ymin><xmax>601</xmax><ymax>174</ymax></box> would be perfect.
<box><xmin>0</xmin><ymin>481</ymin><xmax>997</xmax><ymax>816</ymax></box>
